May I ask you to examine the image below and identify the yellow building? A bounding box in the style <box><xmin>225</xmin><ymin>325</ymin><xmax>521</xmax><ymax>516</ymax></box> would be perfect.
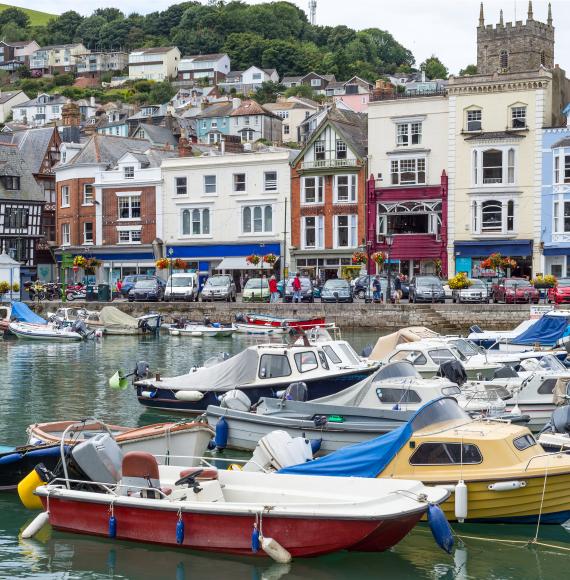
<box><xmin>447</xmin><ymin>3</ymin><xmax>569</xmax><ymax>277</ymax></box>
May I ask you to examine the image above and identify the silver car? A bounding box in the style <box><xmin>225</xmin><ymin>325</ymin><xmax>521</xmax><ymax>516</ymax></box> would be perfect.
<box><xmin>200</xmin><ymin>275</ymin><xmax>237</xmax><ymax>302</ymax></box>
<box><xmin>452</xmin><ymin>278</ymin><xmax>490</xmax><ymax>303</ymax></box>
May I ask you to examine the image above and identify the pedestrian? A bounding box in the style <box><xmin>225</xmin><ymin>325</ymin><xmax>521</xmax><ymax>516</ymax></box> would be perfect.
<box><xmin>116</xmin><ymin>279</ymin><xmax>122</xmax><ymax>293</ymax></box>
<box><xmin>292</xmin><ymin>272</ymin><xmax>302</xmax><ymax>303</ymax></box>
<box><xmin>394</xmin><ymin>274</ymin><xmax>402</xmax><ymax>303</ymax></box>
<box><xmin>269</xmin><ymin>275</ymin><xmax>279</xmax><ymax>303</ymax></box>
<box><xmin>372</xmin><ymin>275</ymin><xmax>382</xmax><ymax>303</ymax></box>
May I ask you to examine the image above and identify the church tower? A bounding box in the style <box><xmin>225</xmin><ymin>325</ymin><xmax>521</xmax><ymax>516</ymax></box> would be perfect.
<box><xmin>476</xmin><ymin>2</ymin><xmax>554</xmax><ymax>75</ymax></box>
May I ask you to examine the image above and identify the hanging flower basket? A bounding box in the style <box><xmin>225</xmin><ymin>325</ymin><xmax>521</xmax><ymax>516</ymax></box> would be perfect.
<box><xmin>156</xmin><ymin>258</ymin><xmax>170</xmax><ymax>270</ymax></box>
<box><xmin>263</xmin><ymin>253</ymin><xmax>278</xmax><ymax>265</ymax></box>
<box><xmin>351</xmin><ymin>251</ymin><xmax>368</xmax><ymax>265</ymax></box>
<box><xmin>73</xmin><ymin>255</ymin><xmax>87</xmax><ymax>268</ymax></box>
<box><xmin>370</xmin><ymin>251</ymin><xmax>386</xmax><ymax>268</ymax></box>
<box><xmin>448</xmin><ymin>272</ymin><xmax>471</xmax><ymax>290</ymax></box>
<box><xmin>481</xmin><ymin>253</ymin><xmax>517</xmax><ymax>271</ymax></box>
<box><xmin>246</xmin><ymin>254</ymin><xmax>260</xmax><ymax>266</ymax></box>
<box><xmin>84</xmin><ymin>258</ymin><xmax>101</xmax><ymax>273</ymax></box>
<box><xmin>173</xmin><ymin>258</ymin><xmax>188</xmax><ymax>270</ymax></box>
<box><xmin>0</xmin><ymin>281</ymin><xmax>9</xmax><ymax>294</ymax></box>
<box><xmin>532</xmin><ymin>274</ymin><xmax>557</xmax><ymax>288</ymax></box>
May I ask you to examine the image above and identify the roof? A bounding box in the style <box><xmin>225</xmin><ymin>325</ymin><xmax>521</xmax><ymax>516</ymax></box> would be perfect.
<box><xmin>197</xmin><ymin>102</ymin><xmax>234</xmax><ymax>119</ymax></box>
<box><xmin>16</xmin><ymin>94</ymin><xmax>67</xmax><ymax>108</ymax></box>
<box><xmin>264</xmin><ymin>100</ymin><xmax>318</xmax><ymax>112</ymax></box>
<box><xmin>128</xmin><ymin>104</ymin><xmax>168</xmax><ymax>121</ymax></box>
<box><xmin>183</xmin><ymin>53</ymin><xmax>227</xmax><ymax>62</ymax></box>
<box><xmin>281</xmin><ymin>76</ymin><xmax>302</xmax><ymax>84</ymax></box>
<box><xmin>0</xmin><ymin>143</ymin><xmax>43</xmax><ymax>201</ymax></box>
<box><xmin>552</xmin><ymin>137</ymin><xmax>570</xmax><ymax>149</ymax></box>
<box><xmin>230</xmin><ymin>100</ymin><xmax>275</xmax><ymax>117</ymax></box>
<box><xmin>226</xmin><ymin>70</ymin><xmax>242</xmax><ymax>79</ymax></box>
<box><xmin>0</xmin><ymin>91</ymin><xmax>24</xmax><ymax>105</ymax></box>
<box><xmin>464</xmin><ymin>131</ymin><xmax>526</xmax><ymax>141</ymax></box>
<box><xmin>130</xmin><ymin>46</ymin><xmax>177</xmax><ymax>55</ymax></box>
<box><xmin>9</xmin><ymin>127</ymin><xmax>58</xmax><ymax>174</ymax></box>
<box><xmin>37</xmin><ymin>43</ymin><xmax>83</xmax><ymax>51</ymax></box>
<box><xmin>133</xmin><ymin>123</ymin><xmax>177</xmax><ymax>147</ymax></box>
<box><xmin>5</xmin><ymin>40</ymin><xmax>36</xmax><ymax>48</ymax></box>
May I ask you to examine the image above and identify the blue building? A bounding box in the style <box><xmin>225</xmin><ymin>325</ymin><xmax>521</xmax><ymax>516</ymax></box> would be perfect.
<box><xmin>542</xmin><ymin>110</ymin><xmax>570</xmax><ymax>277</ymax></box>
<box><xmin>195</xmin><ymin>101</ymin><xmax>233</xmax><ymax>144</ymax></box>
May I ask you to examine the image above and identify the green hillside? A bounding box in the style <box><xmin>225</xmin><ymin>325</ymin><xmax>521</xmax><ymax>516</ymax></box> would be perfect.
<box><xmin>0</xmin><ymin>3</ymin><xmax>55</xmax><ymax>26</ymax></box>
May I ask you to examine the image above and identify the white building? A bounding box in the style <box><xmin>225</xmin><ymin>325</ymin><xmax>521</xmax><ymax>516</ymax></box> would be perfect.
<box><xmin>12</xmin><ymin>93</ymin><xmax>67</xmax><ymax>127</ymax></box>
<box><xmin>128</xmin><ymin>47</ymin><xmax>181</xmax><ymax>81</ymax></box>
<box><xmin>177</xmin><ymin>53</ymin><xmax>230</xmax><ymax>84</ymax></box>
<box><xmin>219</xmin><ymin>66</ymin><xmax>279</xmax><ymax>95</ymax></box>
<box><xmin>0</xmin><ymin>91</ymin><xmax>29</xmax><ymax>123</ymax></box>
<box><xmin>264</xmin><ymin>97</ymin><xmax>319</xmax><ymax>143</ymax></box>
<box><xmin>161</xmin><ymin>148</ymin><xmax>296</xmax><ymax>278</ymax></box>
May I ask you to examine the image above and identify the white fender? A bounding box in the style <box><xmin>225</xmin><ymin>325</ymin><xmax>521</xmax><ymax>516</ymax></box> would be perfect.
<box><xmin>261</xmin><ymin>537</ymin><xmax>292</xmax><ymax>564</ymax></box>
<box><xmin>175</xmin><ymin>390</ymin><xmax>205</xmax><ymax>402</ymax></box>
<box><xmin>488</xmin><ymin>480</ymin><xmax>526</xmax><ymax>491</ymax></box>
<box><xmin>21</xmin><ymin>511</ymin><xmax>50</xmax><ymax>539</ymax></box>
<box><xmin>170</xmin><ymin>329</ymin><xmax>180</xmax><ymax>336</ymax></box>
<box><xmin>454</xmin><ymin>480</ymin><xmax>468</xmax><ymax>522</ymax></box>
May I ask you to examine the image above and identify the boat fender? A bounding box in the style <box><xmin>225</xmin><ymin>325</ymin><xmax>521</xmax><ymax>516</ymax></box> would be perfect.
<box><xmin>251</xmin><ymin>523</ymin><xmax>260</xmax><ymax>552</ymax></box>
<box><xmin>21</xmin><ymin>511</ymin><xmax>50</xmax><ymax>539</ymax></box>
<box><xmin>171</xmin><ymin>329</ymin><xmax>180</xmax><ymax>336</ymax></box>
<box><xmin>488</xmin><ymin>481</ymin><xmax>527</xmax><ymax>491</ymax></box>
<box><xmin>454</xmin><ymin>480</ymin><xmax>468</xmax><ymax>522</ymax></box>
<box><xmin>140</xmin><ymin>390</ymin><xmax>158</xmax><ymax>399</ymax></box>
<box><xmin>176</xmin><ymin>518</ymin><xmax>185</xmax><ymax>544</ymax></box>
<box><xmin>207</xmin><ymin>438</ymin><xmax>217</xmax><ymax>451</ymax></box>
<box><xmin>310</xmin><ymin>438</ymin><xmax>322</xmax><ymax>455</ymax></box>
<box><xmin>427</xmin><ymin>504</ymin><xmax>454</xmax><ymax>554</ymax></box>
<box><xmin>0</xmin><ymin>452</ymin><xmax>22</xmax><ymax>465</ymax></box>
<box><xmin>108</xmin><ymin>515</ymin><xmax>117</xmax><ymax>538</ymax></box>
<box><xmin>215</xmin><ymin>417</ymin><xmax>229</xmax><ymax>450</ymax></box>
<box><xmin>174</xmin><ymin>391</ymin><xmax>205</xmax><ymax>402</ymax></box>
<box><xmin>18</xmin><ymin>465</ymin><xmax>52</xmax><ymax>510</ymax></box>
<box><xmin>261</xmin><ymin>537</ymin><xmax>292</xmax><ymax>564</ymax></box>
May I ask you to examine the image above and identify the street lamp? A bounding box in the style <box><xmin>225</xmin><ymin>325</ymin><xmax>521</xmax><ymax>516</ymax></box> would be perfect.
<box><xmin>385</xmin><ymin>234</ymin><xmax>394</xmax><ymax>303</ymax></box>
<box><xmin>168</xmin><ymin>247</ymin><xmax>174</xmax><ymax>300</ymax></box>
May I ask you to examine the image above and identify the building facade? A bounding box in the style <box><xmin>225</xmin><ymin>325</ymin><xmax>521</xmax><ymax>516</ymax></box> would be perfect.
<box><xmin>76</xmin><ymin>51</ymin><xmax>128</xmax><ymax>78</ymax></box>
<box><xmin>128</xmin><ymin>47</ymin><xmax>180</xmax><ymax>81</ymax></box>
<box><xmin>264</xmin><ymin>97</ymin><xmax>319</xmax><ymax>143</ymax></box>
<box><xmin>161</xmin><ymin>149</ymin><xmax>294</xmax><ymax>282</ymax></box>
<box><xmin>12</xmin><ymin>93</ymin><xmax>67</xmax><ymax>127</ymax></box>
<box><xmin>219</xmin><ymin>66</ymin><xmax>279</xmax><ymax>95</ymax></box>
<box><xmin>290</xmin><ymin>107</ymin><xmax>367</xmax><ymax>281</ymax></box>
<box><xmin>177</xmin><ymin>53</ymin><xmax>230</xmax><ymax>84</ymax></box>
<box><xmin>29</xmin><ymin>43</ymin><xmax>88</xmax><ymax>75</ymax></box>
<box><xmin>367</xmin><ymin>92</ymin><xmax>449</xmax><ymax>277</ymax></box>
<box><xmin>0</xmin><ymin>91</ymin><xmax>29</xmax><ymax>123</ymax></box>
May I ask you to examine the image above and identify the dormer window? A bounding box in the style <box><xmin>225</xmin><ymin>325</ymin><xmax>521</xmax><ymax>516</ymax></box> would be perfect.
<box><xmin>123</xmin><ymin>166</ymin><xmax>134</xmax><ymax>179</ymax></box>
<box><xmin>3</xmin><ymin>176</ymin><xmax>20</xmax><ymax>190</ymax></box>
<box><xmin>511</xmin><ymin>106</ymin><xmax>526</xmax><ymax>129</ymax></box>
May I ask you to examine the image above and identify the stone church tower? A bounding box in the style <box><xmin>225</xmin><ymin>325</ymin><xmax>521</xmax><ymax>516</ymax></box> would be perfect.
<box><xmin>477</xmin><ymin>1</ymin><xmax>554</xmax><ymax>75</ymax></box>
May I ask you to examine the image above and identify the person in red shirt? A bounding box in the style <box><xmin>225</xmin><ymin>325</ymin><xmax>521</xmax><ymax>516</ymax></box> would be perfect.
<box><xmin>269</xmin><ymin>275</ymin><xmax>279</xmax><ymax>303</ymax></box>
<box><xmin>292</xmin><ymin>272</ymin><xmax>302</xmax><ymax>303</ymax></box>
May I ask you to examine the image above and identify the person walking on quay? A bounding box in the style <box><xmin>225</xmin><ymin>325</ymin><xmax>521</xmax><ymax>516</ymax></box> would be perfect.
<box><xmin>292</xmin><ymin>272</ymin><xmax>302</xmax><ymax>303</ymax></box>
<box><xmin>269</xmin><ymin>275</ymin><xmax>279</xmax><ymax>303</ymax></box>
<box><xmin>394</xmin><ymin>274</ymin><xmax>402</xmax><ymax>303</ymax></box>
<box><xmin>372</xmin><ymin>275</ymin><xmax>382</xmax><ymax>303</ymax></box>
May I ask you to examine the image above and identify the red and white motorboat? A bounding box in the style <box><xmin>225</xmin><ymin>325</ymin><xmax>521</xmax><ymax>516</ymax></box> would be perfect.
<box><xmin>244</xmin><ymin>314</ymin><xmax>326</xmax><ymax>330</ymax></box>
<box><xmin>27</xmin><ymin>438</ymin><xmax>448</xmax><ymax>559</ymax></box>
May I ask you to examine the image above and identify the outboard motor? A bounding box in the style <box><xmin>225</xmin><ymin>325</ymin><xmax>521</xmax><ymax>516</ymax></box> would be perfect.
<box><xmin>203</xmin><ymin>317</ymin><xmax>211</xmax><ymax>327</ymax></box>
<box><xmin>552</xmin><ymin>405</ymin><xmax>570</xmax><ymax>434</ymax></box>
<box><xmin>235</xmin><ymin>313</ymin><xmax>246</xmax><ymax>323</ymax></box>
<box><xmin>71</xmin><ymin>319</ymin><xmax>89</xmax><ymax>337</ymax></box>
<box><xmin>134</xmin><ymin>361</ymin><xmax>150</xmax><ymax>380</ymax></box>
<box><xmin>437</xmin><ymin>360</ymin><xmax>468</xmax><ymax>387</ymax></box>
<box><xmin>283</xmin><ymin>382</ymin><xmax>308</xmax><ymax>402</ymax></box>
<box><xmin>361</xmin><ymin>344</ymin><xmax>373</xmax><ymax>358</ymax></box>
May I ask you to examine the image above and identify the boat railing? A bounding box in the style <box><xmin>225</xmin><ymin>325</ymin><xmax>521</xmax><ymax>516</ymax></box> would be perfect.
<box><xmin>153</xmin><ymin>454</ymin><xmax>272</xmax><ymax>473</ymax></box>
<box><xmin>523</xmin><ymin>450</ymin><xmax>570</xmax><ymax>472</ymax></box>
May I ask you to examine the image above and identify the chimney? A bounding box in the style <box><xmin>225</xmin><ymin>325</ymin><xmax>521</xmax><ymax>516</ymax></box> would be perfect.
<box><xmin>178</xmin><ymin>136</ymin><xmax>193</xmax><ymax>157</ymax></box>
<box><xmin>61</xmin><ymin>99</ymin><xmax>81</xmax><ymax>126</ymax></box>
<box><xmin>221</xmin><ymin>138</ymin><xmax>225</xmax><ymax>155</ymax></box>
<box><xmin>232</xmin><ymin>97</ymin><xmax>241</xmax><ymax>110</ymax></box>
<box><xmin>90</xmin><ymin>95</ymin><xmax>95</xmax><ymax>107</ymax></box>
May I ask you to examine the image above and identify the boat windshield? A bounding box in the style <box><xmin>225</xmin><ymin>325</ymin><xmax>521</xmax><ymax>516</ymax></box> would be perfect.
<box><xmin>448</xmin><ymin>339</ymin><xmax>479</xmax><ymax>357</ymax></box>
<box><xmin>537</xmin><ymin>355</ymin><xmax>566</xmax><ymax>372</ymax></box>
<box><xmin>411</xmin><ymin>397</ymin><xmax>470</xmax><ymax>433</ymax></box>
<box><xmin>373</xmin><ymin>361</ymin><xmax>421</xmax><ymax>381</ymax></box>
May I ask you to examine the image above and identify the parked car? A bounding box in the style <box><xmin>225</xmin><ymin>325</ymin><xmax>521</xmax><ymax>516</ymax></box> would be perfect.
<box><xmin>242</xmin><ymin>277</ymin><xmax>270</xmax><ymax>302</ymax></box>
<box><xmin>492</xmin><ymin>278</ymin><xmax>539</xmax><ymax>304</ymax></box>
<box><xmin>548</xmin><ymin>278</ymin><xmax>570</xmax><ymax>304</ymax></box>
<box><xmin>452</xmin><ymin>278</ymin><xmax>490</xmax><ymax>303</ymax></box>
<box><xmin>320</xmin><ymin>279</ymin><xmax>353</xmax><ymax>303</ymax></box>
<box><xmin>164</xmin><ymin>272</ymin><xmax>199</xmax><ymax>302</ymax></box>
<box><xmin>353</xmin><ymin>276</ymin><xmax>395</xmax><ymax>301</ymax></box>
<box><xmin>121</xmin><ymin>275</ymin><xmax>165</xmax><ymax>298</ymax></box>
<box><xmin>284</xmin><ymin>277</ymin><xmax>314</xmax><ymax>303</ymax></box>
<box><xmin>200</xmin><ymin>275</ymin><xmax>237</xmax><ymax>302</ymax></box>
<box><xmin>408</xmin><ymin>276</ymin><xmax>446</xmax><ymax>303</ymax></box>
<box><xmin>128</xmin><ymin>279</ymin><xmax>164</xmax><ymax>302</ymax></box>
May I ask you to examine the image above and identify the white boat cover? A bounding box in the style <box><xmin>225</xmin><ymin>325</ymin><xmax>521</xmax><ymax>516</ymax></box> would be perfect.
<box><xmin>98</xmin><ymin>307</ymin><xmax>139</xmax><ymax>330</ymax></box>
<box><xmin>369</xmin><ymin>327</ymin><xmax>440</xmax><ymax>361</ymax></box>
<box><xmin>156</xmin><ymin>348</ymin><xmax>260</xmax><ymax>392</ymax></box>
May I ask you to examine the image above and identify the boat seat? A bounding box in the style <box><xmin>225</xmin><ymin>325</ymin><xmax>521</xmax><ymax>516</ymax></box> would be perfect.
<box><xmin>179</xmin><ymin>467</ymin><xmax>218</xmax><ymax>481</ymax></box>
<box><xmin>121</xmin><ymin>451</ymin><xmax>165</xmax><ymax>499</ymax></box>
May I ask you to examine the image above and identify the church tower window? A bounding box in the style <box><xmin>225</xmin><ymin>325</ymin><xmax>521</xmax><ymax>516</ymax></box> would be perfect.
<box><xmin>500</xmin><ymin>50</ymin><xmax>508</xmax><ymax>70</ymax></box>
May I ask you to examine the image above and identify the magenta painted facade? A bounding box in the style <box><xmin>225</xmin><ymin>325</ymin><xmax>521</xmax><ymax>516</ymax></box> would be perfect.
<box><xmin>366</xmin><ymin>171</ymin><xmax>448</xmax><ymax>277</ymax></box>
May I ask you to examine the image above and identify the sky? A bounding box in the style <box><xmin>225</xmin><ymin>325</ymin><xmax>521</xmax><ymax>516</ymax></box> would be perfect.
<box><xmin>10</xmin><ymin>0</ymin><xmax>570</xmax><ymax>75</ymax></box>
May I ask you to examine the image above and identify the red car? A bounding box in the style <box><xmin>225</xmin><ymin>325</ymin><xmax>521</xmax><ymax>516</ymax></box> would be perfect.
<box><xmin>548</xmin><ymin>278</ymin><xmax>570</xmax><ymax>304</ymax></box>
<box><xmin>492</xmin><ymin>278</ymin><xmax>539</xmax><ymax>304</ymax></box>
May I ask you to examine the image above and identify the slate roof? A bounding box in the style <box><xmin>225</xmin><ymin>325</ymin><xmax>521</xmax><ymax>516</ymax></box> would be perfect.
<box><xmin>281</xmin><ymin>76</ymin><xmax>302</xmax><ymax>84</ymax></box>
<box><xmin>0</xmin><ymin>143</ymin><xmax>43</xmax><ymax>201</ymax></box>
<box><xmin>197</xmin><ymin>102</ymin><xmax>234</xmax><ymax>119</ymax></box>
<box><xmin>0</xmin><ymin>91</ymin><xmax>25</xmax><ymax>105</ymax></box>
<box><xmin>38</xmin><ymin>43</ymin><xmax>83</xmax><ymax>51</ymax></box>
<box><xmin>230</xmin><ymin>100</ymin><xmax>277</xmax><ymax>118</ymax></box>
<box><xmin>131</xmin><ymin>47</ymin><xmax>177</xmax><ymax>55</ymax></box>
<box><xmin>16</xmin><ymin>94</ymin><xmax>67</xmax><ymax>108</ymax></box>
<box><xmin>133</xmin><ymin>123</ymin><xmax>177</xmax><ymax>147</ymax></box>
<box><xmin>65</xmin><ymin>134</ymin><xmax>156</xmax><ymax>167</ymax></box>
<box><xmin>9</xmin><ymin>127</ymin><xmax>57</xmax><ymax>174</ymax></box>
<box><xmin>128</xmin><ymin>104</ymin><xmax>168</xmax><ymax>121</ymax></box>
<box><xmin>183</xmin><ymin>53</ymin><xmax>227</xmax><ymax>62</ymax></box>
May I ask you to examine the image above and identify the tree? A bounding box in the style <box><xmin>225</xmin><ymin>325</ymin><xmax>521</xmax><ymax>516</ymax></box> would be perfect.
<box><xmin>1</xmin><ymin>22</ymin><xmax>28</xmax><ymax>42</ymax></box>
<box><xmin>284</xmin><ymin>84</ymin><xmax>318</xmax><ymax>100</ymax></box>
<box><xmin>76</xmin><ymin>16</ymin><xmax>107</xmax><ymax>49</ymax></box>
<box><xmin>459</xmin><ymin>64</ymin><xmax>478</xmax><ymax>76</ymax></box>
<box><xmin>421</xmin><ymin>55</ymin><xmax>448</xmax><ymax>80</ymax></box>
<box><xmin>93</xmin><ymin>8</ymin><xmax>125</xmax><ymax>22</ymax></box>
<box><xmin>252</xmin><ymin>81</ymin><xmax>285</xmax><ymax>105</ymax></box>
<box><xmin>222</xmin><ymin>33</ymin><xmax>268</xmax><ymax>71</ymax></box>
<box><xmin>46</xmin><ymin>11</ymin><xmax>83</xmax><ymax>44</ymax></box>
<box><xmin>148</xmin><ymin>81</ymin><xmax>176</xmax><ymax>104</ymax></box>
<box><xmin>0</xmin><ymin>7</ymin><xmax>30</xmax><ymax>29</ymax></box>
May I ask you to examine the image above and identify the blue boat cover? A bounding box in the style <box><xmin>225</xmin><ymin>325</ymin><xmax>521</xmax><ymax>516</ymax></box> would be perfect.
<box><xmin>10</xmin><ymin>302</ymin><xmax>46</xmax><ymax>325</ymax></box>
<box><xmin>511</xmin><ymin>315</ymin><xmax>568</xmax><ymax>346</ymax></box>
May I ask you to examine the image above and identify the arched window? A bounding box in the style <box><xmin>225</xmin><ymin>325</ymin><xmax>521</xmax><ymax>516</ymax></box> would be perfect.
<box><xmin>192</xmin><ymin>209</ymin><xmax>201</xmax><ymax>235</ymax></box>
<box><xmin>508</xmin><ymin>148</ymin><xmax>515</xmax><ymax>183</ymax></box>
<box><xmin>182</xmin><ymin>209</ymin><xmax>190</xmax><ymax>235</ymax></box>
<box><xmin>242</xmin><ymin>207</ymin><xmax>251</xmax><ymax>232</ymax></box>
<box><xmin>202</xmin><ymin>208</ymin><xmax>210</xmax><ymax>235</ymax></box>
<box><xmin>253</xmin><ymin>206</ymin><xmax>263</xmax><ymax>232</ymax></box>
<box><xmin>264</xmin><ymin>206</ymin><xmax>272</xmax><ymax>232</ymax></box>
<box><xmin>507</xmin><ymin>200</ymin><xmax>514</xmax><ymax>231</ymax></box>
<box><xmin>500</xmin><ymin>50</ymin><xmax>508</xmax><ymax>69</ymax></box>
<box><xmin>473</xmin><ymin>150</ymin><xmax>478</xmax><ymax>184</ymax></box>
<box><xmin>481</xmin><ymin>200</ymin><xmax>503</xmax><ymax>232</ymax></box>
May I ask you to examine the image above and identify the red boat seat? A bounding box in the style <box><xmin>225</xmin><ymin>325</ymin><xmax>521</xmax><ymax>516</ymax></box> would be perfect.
<box><xmin>179</xmin><ymin>467</ymin><xmax>218</xmax><ymax>481</ymax></box>
<box><xmin>121</xmin><ymin>452</ymin><xmax>163</xmax><ymax>498</ymax></box>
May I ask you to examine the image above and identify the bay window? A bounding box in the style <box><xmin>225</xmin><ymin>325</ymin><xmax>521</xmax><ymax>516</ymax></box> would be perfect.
<box><xmin>472</xmin><ymin>147</ymin><xmax>516</xmax><ymax>185</ymax></box>
<box><xmin>181</xmin><ymin>208</ymin><xmax>210</xmax><ymax>236</ymax></box>
<box><xmin>553</xmin><ymin>154</ymin><xmax>570</xmax><ymax>184</ymax></box>
<box><xmin>334</xmin><ymin>174</ymin><xmax>357</xmax><ymax>203</ymax></box>
<box><xmin>334</xmin><ymin>214</ymin><xmax>357</xmax><ymax>248</ymax></box>
<box><xmin>302</xmin><ymin>215</ymin><xmax>324</xmax><ymax>249</ymax></box>
<box><xmin>553</xmin><ymin>201</ymin><xmax>570</xmax><ymax>234</ymax></box>
<box><xmin>390</xmin><ymin>158</ymin><xmax>426</xmax><ymax>185</ymax></box>
<box><xmin>377</xmin><ymin>201</ymin><xmax>442</xmax><ymax>238</ymax></box>
<box><xmin>302</xmin><ymin>176</ymin><xmax>324</xmax><ymax>203</ymax></box>
<box><xmin>242</xmin><ymin>205</ymin><xmax>272</xmax><ymax>233</ymax></box>
<box><xmin>472</xmin><ymin>199</ymin><xmax>515</xmax><ymax>235</ymax></box>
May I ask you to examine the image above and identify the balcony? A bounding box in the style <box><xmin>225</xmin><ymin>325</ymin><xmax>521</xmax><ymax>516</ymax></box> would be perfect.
<box><xmin>370</xmin><ymin>89</ymin><xmax>446</xmax><ymax>102</ymax></box>
<box><xmin>300</xmin><ymin>158</ymin><xmax>360</xmax><ymax>171</ymax></box>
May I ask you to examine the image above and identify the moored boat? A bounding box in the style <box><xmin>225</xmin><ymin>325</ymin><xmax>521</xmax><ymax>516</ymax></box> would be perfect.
<box><xmin>8</xmin><ymin>320</ymin><xmax>91</xmax><ymax>341</ymax></box>
<box><xmin>86</xmin><ymin>306</ymin><xmax>161</xmax><ymax>335</ymax></box>
<box><xmin>168</xmin><ymin>322</ymin><xmax>235</xmax><ymax>337</ymax></box>
<box><xmin>242</xmin><ymin>313</ymin><xmax>326</xmax><ymax>330</ymax></box>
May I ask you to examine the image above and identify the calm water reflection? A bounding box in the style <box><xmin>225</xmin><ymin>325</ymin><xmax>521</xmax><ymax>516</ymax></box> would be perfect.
<box><xmin>0</xmin><ymin>330</ymin><xmax>569</xmax><ymax>579</ymax></box>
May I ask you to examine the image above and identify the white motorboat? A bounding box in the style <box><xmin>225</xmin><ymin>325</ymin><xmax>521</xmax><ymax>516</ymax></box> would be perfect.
<box><xmin>168</xmin><ymin>323</ymin><xmax>235</xmax><ymax>337</ymax></box>
<box><xmin>86</xmin><ymin>306</ymin><xmax>161</xmax><ymax>335</ymax></box>
<box><xmin>234</xmin><ymin>322</ymin><xmax>286</xmax><ymax>335</ymax></box>
<box><xmin>536</xmin><ymin>406</ymin><xmax>570</xmax><ymax>451</ymax></box>
<box><xmin>8</xmin><ymin>320</ymin><xmax>91</xmax><ymax>341</ymax></box>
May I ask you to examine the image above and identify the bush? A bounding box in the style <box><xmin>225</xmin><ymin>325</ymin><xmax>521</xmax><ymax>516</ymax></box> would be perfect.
<box><xmin>12</xmin><ymin>282</ymin><xmax>19</xmax><ymax>292</ymax></box>
<box><xmin>54</xmin><ymin>74</ymin><xmax>75</xmax><ymax>86</ymax></box>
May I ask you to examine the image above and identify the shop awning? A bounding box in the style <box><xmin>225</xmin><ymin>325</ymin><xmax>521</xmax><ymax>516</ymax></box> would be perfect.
<box><xmin>454</xmin><ymin>240</ymin><xmax>532</xmax><ymax>257</ymax></box>
<box><xmin>544</xmin><ymin>247</ymin><xmax>570</xmax><ymax>256</ymax></box>
<box><xmin>216</xmin><ymin>257</ymin><xmax>275</xmax><ymax>270</ymax></box>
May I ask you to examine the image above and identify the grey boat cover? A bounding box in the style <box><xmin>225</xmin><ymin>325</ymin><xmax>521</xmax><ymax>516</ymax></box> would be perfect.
<box><xmin>314</xmin><ymin>361</ymin><xmax>421</xmax><ymax>407</ymax></box>
<box><xmin>156</xmin><ymin>348</ymin><xmax>260</xmax><ymax>392</ymax></box>
<box><xmin>98</xmin><ymin>306</ymin><xmax>139</xmax><ymax>330</ymax></box>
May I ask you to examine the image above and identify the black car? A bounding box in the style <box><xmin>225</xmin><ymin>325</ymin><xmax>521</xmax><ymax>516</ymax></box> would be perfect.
<box><xmin>408</xmin><ymin>276</ymin><xmax>446</xmax><ymax>303</ymax></box>
<box><xmin>284</xmin><ymin>277</ymin><xmax>314</xmax><ymax>303</ymax></box>
<box><xmin>321</xmin><ymin>279</ymin><xmax>353</xmax><ymax>303</ymax></box>
<box><xmin>128</xmin><ymin>279</ymin><xmax>164</xmax><ymax>302</ymax></box>
<box><xmin>121</xmin><ymin>275</ymin><xmax>165</xmax><ymax>297</ymax></box>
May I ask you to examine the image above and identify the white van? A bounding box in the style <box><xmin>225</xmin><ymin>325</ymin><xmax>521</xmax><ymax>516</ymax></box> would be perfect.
<box><xmin>164</xmin><ymin>272</ymin><xmax>199</xmax><ymax>301</ymax></box>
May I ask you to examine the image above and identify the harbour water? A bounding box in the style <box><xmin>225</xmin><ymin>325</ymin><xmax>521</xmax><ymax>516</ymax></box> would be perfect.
<box><xmin>0</xmin><ymin>331</ymin><xmax>569</xmax><ymax>579</ymax></box>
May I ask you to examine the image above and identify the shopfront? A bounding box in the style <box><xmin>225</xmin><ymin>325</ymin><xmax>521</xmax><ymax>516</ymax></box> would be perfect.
<box><xmin>454</xmin><ymin>240</ymin><xmax>533</xmax><ymax>279</ymax></box>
